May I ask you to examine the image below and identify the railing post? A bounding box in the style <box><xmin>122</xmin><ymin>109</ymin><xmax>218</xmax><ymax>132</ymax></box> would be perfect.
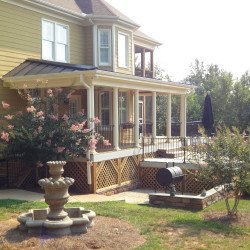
<box><xmin>142</xmin><ymin>136</ymin><xmax>144</xmax><ymax>161</ymax></box>
<box><xmin>183</xmin><ymin>137</ymin><xmax>186</xmax><ymax>163</ymax></box>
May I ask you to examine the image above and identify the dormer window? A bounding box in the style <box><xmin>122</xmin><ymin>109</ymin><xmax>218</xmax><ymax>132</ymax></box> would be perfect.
<box><xmin>98</xmin><ymin>29</ymin><xmax>111</xmax><ymax>66</ymax></box>
<box><xmin>135</xmin><ymin>46</ymin><xmax>153</xmax><ymax>78</ymax></box>
<box><xmin>118</xmin><ymin>33</ymin><xmax>129</xmax><ymax>68</ymax></box>
<box><xmin>42</xmin><ymin>19</ymin><xmax>69</xmax><ymax>62</ymax></box>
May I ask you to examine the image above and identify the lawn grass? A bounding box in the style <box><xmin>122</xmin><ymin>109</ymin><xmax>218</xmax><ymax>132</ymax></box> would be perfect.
<box><xmin>0</xmin><ymin>199</ymin><xmax>250</xmax><ymax>249</ymax></box>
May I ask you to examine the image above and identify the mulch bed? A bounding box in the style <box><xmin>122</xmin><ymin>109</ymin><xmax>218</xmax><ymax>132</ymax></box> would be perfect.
<box><xmin>0</xmin><ymin>216</ymin><xmax>146</xmax><ymax>249</ymax></box>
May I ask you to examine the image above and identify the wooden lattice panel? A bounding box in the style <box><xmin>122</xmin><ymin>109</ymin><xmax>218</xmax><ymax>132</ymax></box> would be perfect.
<box><xmin>140</xmin><ymin>167</ymin><xmax>182</xmax><ymax>191</ymax></box>
<box><xmin>96</xmin><ymin>160</ymin><xmax>118</xmax><ymax>190</ymax></box>
<box><xmin>64</xmin><ymin>161</ymin><xmax>89</xmax><ymax>193</ymax></box>
<box><xmin>144</xmin><ymin>152</ymin><xmax>156</xmax><ymax>158</ymax></box>
<box><xmin>121</xmin><ymin>156</ymin><xmax>139</xmax><ymax>184</ymax></box>
<box><xmin>184</xmin><ymin>170</ymin><xmax>213</xmax><ymax>194</ymax></box>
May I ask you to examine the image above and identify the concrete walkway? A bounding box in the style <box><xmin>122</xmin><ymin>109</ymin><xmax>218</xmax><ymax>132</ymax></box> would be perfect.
<box><xmin>0</xmin><ymin>189</ymin><xmax>153</xmax><ymax>204</ymax></box>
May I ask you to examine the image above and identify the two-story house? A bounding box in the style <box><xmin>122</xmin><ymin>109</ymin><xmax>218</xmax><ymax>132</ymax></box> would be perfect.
<box><xmin>0</xmin><ymin>0</ymin><xmax>195</xmax><ymax>193</ymax></box>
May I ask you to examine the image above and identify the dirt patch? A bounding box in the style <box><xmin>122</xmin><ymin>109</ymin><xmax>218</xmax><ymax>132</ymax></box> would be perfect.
<box><xmin>0</xmin><ymin>216</ymin><xmax>146</xmax><ymax>249</ymax></box>
<box><xmin>202</xmin><ymin>212</ymin><xmax>250</xmax><ymax>227</ymax></box>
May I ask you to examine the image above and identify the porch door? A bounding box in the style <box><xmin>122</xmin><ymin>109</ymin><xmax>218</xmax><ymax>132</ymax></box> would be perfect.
<box><xmin>139</xmin><ymin>100</ymin><xmax>143</xmax><ymax>136</ymax></box>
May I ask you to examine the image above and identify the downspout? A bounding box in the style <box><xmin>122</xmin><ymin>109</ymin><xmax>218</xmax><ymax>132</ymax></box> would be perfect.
<box><xmin>80</xmin><ymin>74</ymin><xmax>92</xmax><ymax>185</ymax></box>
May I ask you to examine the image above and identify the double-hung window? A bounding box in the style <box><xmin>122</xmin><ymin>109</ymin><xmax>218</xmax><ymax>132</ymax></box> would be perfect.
<box><xmin>118</xmin><ymin>33</ymin><xmax>129</xmax><ymax>68</ymax></box>
<box><xmin>98</xmin><ymin>29</ymin><xmax>111</xmax><ymax>66</ymax></box>
<box><xmin>42</xmin><ymin>19</ymin><xmax>69</xmax><ymax>62</ymax></box>
<box><xmin>100</xmin><ymin>92</ymin><xmax>110</xmax><ymax>125</ymax></box>
<box><xmin>119</xmin><ymin>92</ymin><xmax>127</xmax><ymax>124</ymax></box>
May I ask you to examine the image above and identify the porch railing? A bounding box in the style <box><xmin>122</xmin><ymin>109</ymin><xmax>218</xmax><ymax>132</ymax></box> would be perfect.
<box><xmin>119</xmin><ymin>124</ymin><xmax>135</xmax><ymax>148</ymax></box>
<box><xmin>95</xmin><ymin>125</ymin><xmax>114</xmax><ymax>151</ymax></box>
<box><xmin>142</xmin><ymin>136</ymin><xmax>206</xmax><ymax>163</ymax></box>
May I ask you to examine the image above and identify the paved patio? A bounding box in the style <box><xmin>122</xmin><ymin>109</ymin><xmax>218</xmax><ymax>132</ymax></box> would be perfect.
<box><xmin>0</xmin><ymin>188</ymin><xmax>152</xmax><ymax>204</ymax></box>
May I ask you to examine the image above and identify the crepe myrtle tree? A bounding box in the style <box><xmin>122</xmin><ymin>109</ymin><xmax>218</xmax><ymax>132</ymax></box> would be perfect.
<box><xmin>191</xmin><ymin>126</ymin><xmax>250</xmax><ymax>216</ymax></box>
<box><xmin>0</xmin><ymin>84</ymin><xmax>111</xmax><ymax>170</ymax></box>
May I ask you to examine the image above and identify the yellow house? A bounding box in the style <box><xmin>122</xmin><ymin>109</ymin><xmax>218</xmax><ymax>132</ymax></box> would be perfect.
<box><xmin>0</xmin><ymin>0</ymin><xmax>195</xmax><ymax>193</ymax></box>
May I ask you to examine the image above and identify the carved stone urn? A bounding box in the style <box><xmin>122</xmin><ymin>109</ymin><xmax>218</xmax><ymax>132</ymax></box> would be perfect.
<box><xmin>17</xmin><ymin>161</ymin><xmax>96</xmax><ymax>236</ymax></box>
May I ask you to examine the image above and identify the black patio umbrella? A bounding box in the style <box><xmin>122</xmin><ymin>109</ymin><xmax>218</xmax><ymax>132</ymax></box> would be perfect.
<box><xmin>202</xmin><ymin>93</ymin><xmax>214</xmax><ymax>130</ymax></box>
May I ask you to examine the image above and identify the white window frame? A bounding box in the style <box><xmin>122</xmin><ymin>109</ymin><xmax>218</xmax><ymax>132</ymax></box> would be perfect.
<box><xmin>42</xmin><ymin>19</ymin><xmax>69</xmax><ymax>63</ymax></box>
<box><xmin>118</xmin><ymin>32</ymin><xmax>129</xmax><ymax>68</ymax></box>
<box><xmin>119</xmin><ymin>91</ymin><xmax>128</xmax><ymax>124</ymax></box>
<box><xmin>99</xmin><ymin>91</ymin><xmax>110</xmax><ymax>125</ymax></box>
<box><xmin>69</xmin><ymin>95</ymin><xmax>81</xmax><ymax>117</ymax></box>
<box><xmin>98</xmin><ymin>29</ymin><xmax>111</xmax><ymax>66</ymax></box>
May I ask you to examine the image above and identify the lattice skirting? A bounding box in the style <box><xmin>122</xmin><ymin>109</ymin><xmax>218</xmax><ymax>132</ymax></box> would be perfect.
<box><xmin>140</xmin><ymin>167</ymin><xmax>213</xmax><ymax>194</ymax></box>
<box><xmin>94</xmin><ymin>155</ymin><xmax>141</xmax><ymax>192</ymax></box>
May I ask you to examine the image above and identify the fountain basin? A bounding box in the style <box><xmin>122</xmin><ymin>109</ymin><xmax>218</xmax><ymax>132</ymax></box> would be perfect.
<box><xmin>17</xmin><ymin>207</ymin><xmax>96</xmax><ymax>235</ymax></box>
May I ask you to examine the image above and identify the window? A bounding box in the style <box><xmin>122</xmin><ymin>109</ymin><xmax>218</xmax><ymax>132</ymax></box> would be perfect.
<box><xmin>100</xmin><ymin>92</ymin><xmax>110</xmax><ymax>125</ymax></box>
<box><xmin>98</xmin><ymin>29</ymin><xmax>111</xmax><ymax>66</ymax></box>
<box><xmin>118</xmin><ymin>33</ymin><xmax>129</xmax><ymax>68</ymax></box>
<box><xmin>119</xmin><ymin>92</ymin><xmax>127</xmax><ymax>124</ymax></box>
<box><xmin>42</xmin><ymin>19</ymin><xmax>69</xmax><ymax>62</ymax></box>
<box><xmin>69</xmin><ymin>95</ymin><xmax>81</xmax><ymax>117</ymax></box>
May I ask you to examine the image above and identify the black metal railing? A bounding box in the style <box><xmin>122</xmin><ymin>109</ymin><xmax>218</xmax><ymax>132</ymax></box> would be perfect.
<box><xmin>142</xmin><ymin>136</ymin><xmax>206</xmax><ymax>163</ymax></box>
<box><xmin>157</xmin><ymin>121</ymin><xmax>202</xmax><ymax>137</ymax></box>
<box><xmin>119</xmin><ymin>124</ymin><xmax>135</xmax><ymax>148</ymax></box>
<box><xmin>95</xmin><ymin>125</ymin><xmax>114</xmax><ymax>151</ymax></box>
<box><xmin>139</xmin><ymin>123</ymin><xmax>153</xmax><ymax>137</ymax></box>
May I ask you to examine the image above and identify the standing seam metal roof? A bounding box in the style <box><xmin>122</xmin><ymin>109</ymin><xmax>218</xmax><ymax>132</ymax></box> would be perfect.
<box><xmin>3</xmin><ymin>59</ymin><xmax>97</xmax><ymax>78</ymax></box>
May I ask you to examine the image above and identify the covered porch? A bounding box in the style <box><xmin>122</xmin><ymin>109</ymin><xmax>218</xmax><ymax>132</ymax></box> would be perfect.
<box><xmin>3</xmin><ymin>59</ymin><xmax>195</xmax><ymax>155</ymax></box>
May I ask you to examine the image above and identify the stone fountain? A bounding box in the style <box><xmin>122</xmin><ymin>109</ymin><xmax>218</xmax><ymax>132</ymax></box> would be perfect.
<box><xmin>17</xmin><ymin>161</ymin><xmax>96</xmax><ymax>236</ymax></box>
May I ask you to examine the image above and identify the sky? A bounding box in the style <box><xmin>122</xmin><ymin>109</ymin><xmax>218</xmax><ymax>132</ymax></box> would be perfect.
<box><xmin>106</xmin><ymin>0</ymin><xmax>250</xmax><ymax>81</ymax></box>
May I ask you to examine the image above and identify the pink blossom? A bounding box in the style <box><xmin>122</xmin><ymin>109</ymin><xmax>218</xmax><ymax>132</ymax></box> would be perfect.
<box><xmin>27</xmin><ymin>97</ymin><xmax>33</xmax><ymax>102</ymax></box>
<box><xmin>33</xmin><ymin>131</ymin><xmax>38</xmax><ymax>136</ymax></box>
<box><xmin>93</xmin><ymin>117</ymin><xmax>101</xmax><ymax>124</ymax></box>
<box><xmin>77</xmin><ymin>138</ymin><xmax>82</xmax><ymax>143</ymax></box>
<box><xmin>39</xmin><ymin>116</ymin><xmax>45</xmax><ymax>120</ymax></box>
<box><xmin>66</xmin><ymin>90</ymin><xmax>75</xmax><ymax>99</ymax></box>
<box><xmin>57</xmin><ymin>147</ymin><xmax>65</xmax><ymax>153</ymax></box>
<box><xmin>7</xmin><ymin>125</ymin><xmax>14</xmax><ymax>130</ymax></box>
<box><xmin>1</xmin><ymin>132</ymin><xmax>9</xmax><ymax>142</ymax></box>
<box><xmin>27</xmin><ymin>106</ymin><xmax>36</xmax><ymax>112</ymax></box>
<box><xmin>50</xmin><ymin>115</ymin><xmax>58</xmax><ymax>120</ymax></box>
<box><xmin>103</xmin><ymin>140</ymin><xmax>111</xmax><ymax>146</ymax></box>
<box><xmin>2</xmin><ymin>101</ymin><xmax>10</xmax><ymax>109</ymax></box>
<box><xmin>78</xmin><ymin>121</ymin><xmax>86</xmax><ymax>129</ymax></box>
<box><xmin>70</xmin><ymin>124</ymin><xmax>79</xmax><ymax>131</ymax></box>
<box><xmin>49</xmin><ymin>94</ymin><xmax>53</xmax><ymax>97</ymax></box>
<box><xmin>62</xmin><ymin>114</ymin><xmax>69</xmax><ymax>120</ymax></box>
<box><xmin>4</xmin><ymin>115</ymin><xmax>14</xmax><ymax>120</ymax></box>
<box><xmin>47</xmin><ymin>89</ymin><xmax>53</xmax><ymax>94</ymax></box>
<box><xmin>38</xmin><ymin>126</ymin><xmax>43</xmax><ymax>132</ymax></box>
<box><xmin>83</xmin><ymin>129</ymin><xmax>91</xmax><ymax>133</ymax></box>
<box><xmin>37</xmin><ymin>161</ymin><xmax>43</xmax><ymax>167</ymax></box>
<box><xmin>37</xmin><ymin>111</ymin><xmax>43</xmax><ymax>116</ymax></box>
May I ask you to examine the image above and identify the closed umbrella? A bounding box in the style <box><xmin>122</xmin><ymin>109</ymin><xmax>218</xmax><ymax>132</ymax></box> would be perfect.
<box><xmin>202</xmin><ymin>93</ymin><xmax>214</xmax><ymax>130</ymax></box>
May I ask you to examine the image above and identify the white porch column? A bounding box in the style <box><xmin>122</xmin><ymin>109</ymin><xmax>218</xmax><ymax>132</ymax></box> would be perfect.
<box><xmin>113</xmin><ymin>87</ymin><xmax>120</xmax><ymax>150</ymax></box>
<box><xmin>134</xmin><ymin>89</ymin><xmax>140</xmax><ymax>147</ymax></box>
<box><xmin>180</xmin><ymin>94</ymin><xmax>187</xmax><ymax>138</ymax></box>
<box><xmin>89</xmin><ymin>85</ymin><xmax>96</xmax><ymax>154</ymax></box>
<box><xmin>152</xmin><ymin>92</ymin><xmax>157</xmax><ymax>138</ymax></box>
<box><xmin>166</xmin><ymin>94</ymin><xmax>172</xmax><ymax>138</ymax></box>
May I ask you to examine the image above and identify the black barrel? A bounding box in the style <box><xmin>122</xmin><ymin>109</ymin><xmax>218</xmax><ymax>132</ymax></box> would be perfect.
<box><xmin>156</xmin><ymin>166</ymin><xmax>184</xmax><ymax>187</ymax></box>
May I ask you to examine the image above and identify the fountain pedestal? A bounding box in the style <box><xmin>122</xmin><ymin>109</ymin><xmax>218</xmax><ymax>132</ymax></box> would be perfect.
<box><xmin>17</xmin><ymin>161</ymin><xmax>96</xmax><ymax>236</ymax></box>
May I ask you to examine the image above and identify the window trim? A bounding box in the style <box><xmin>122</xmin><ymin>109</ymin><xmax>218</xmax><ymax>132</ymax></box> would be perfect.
<box><xmin>119</xmin><ymin>91</ymin><xmax>128</xmax><ymax>124</ymax></box>
<box><xmin>99</xmin><ymin>91</ymin><xmax>110</xmax><ymax>125</ymax></box>
<box><xmin>118</xmin><ymin>32</ymin><xmax>129</xmax><ymax>69</ymax></box>
<box><xmin>98</xmin><ymin>29</ymin><xmax>112</xmax><ymax>66</ymax></box>
<box><xmin>41</xmin><ymin>18</ymin><xmax>70</xmax><ymax>63</ymax></box>
<box><xmin>69</xmin><ymin>95</ymin><xmax>81</xmax><ymax>117</ymax></box>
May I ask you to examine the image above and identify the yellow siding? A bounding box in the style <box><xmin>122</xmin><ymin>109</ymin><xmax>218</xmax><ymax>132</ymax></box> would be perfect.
<box><xmin>0</xmin><ymin>1</ymin><xmax>86</xmax><ymax>78</ymax></box>
<box><xmin>83</xmin><ymin>26</ymin><xmax>93</xmax><ymax>66</ymax></box>
<box><xmin>115</xmin><ymin>28</ymin><xmax>133</xmax><ymax>74</ymax></box>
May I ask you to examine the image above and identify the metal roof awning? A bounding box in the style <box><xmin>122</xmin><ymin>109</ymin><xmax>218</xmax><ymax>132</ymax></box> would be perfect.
<box><xmin>3</xmin><ymin>59</ymin><xmax>97</xmax><ymax>78</ymax></box>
